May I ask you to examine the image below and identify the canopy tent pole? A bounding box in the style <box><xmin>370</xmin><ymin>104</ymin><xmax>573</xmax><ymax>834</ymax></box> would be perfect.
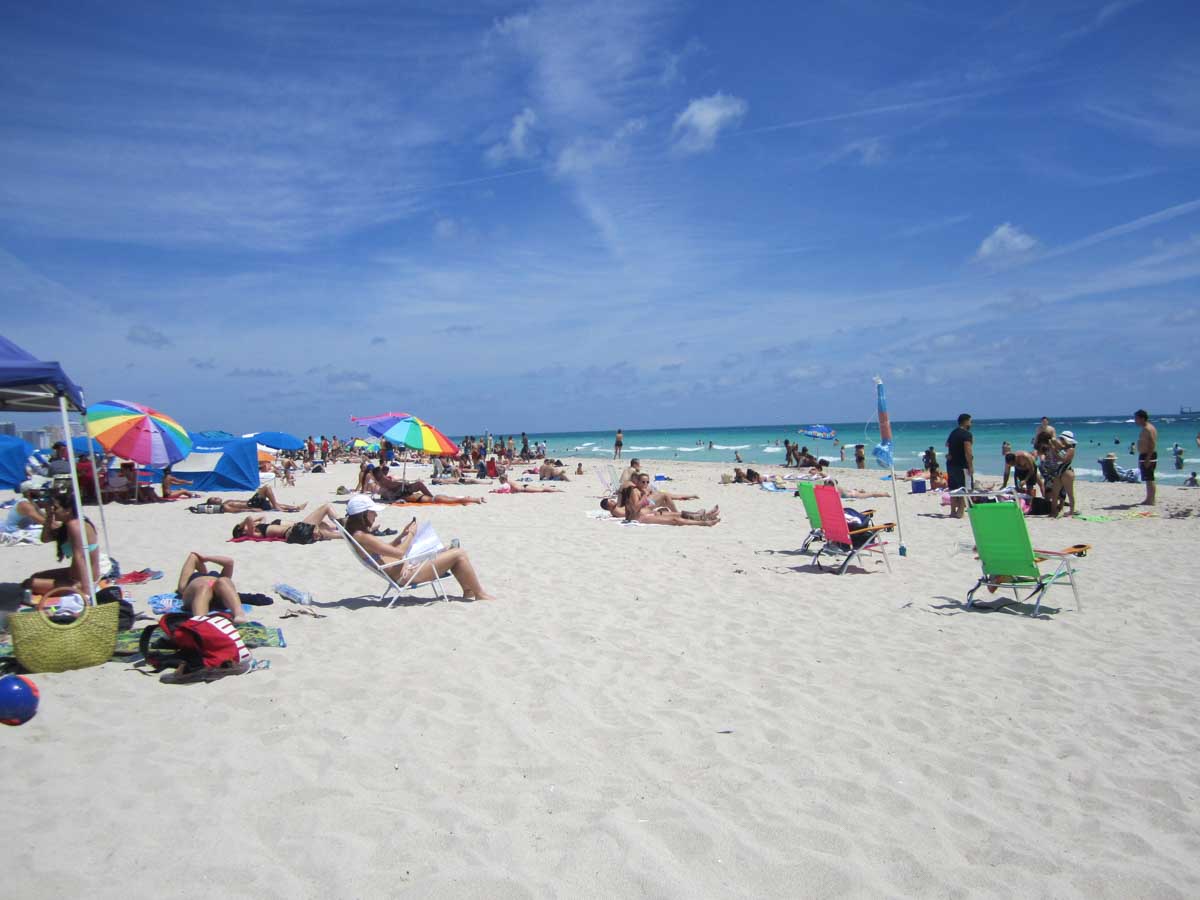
<box><xmin>58</xmin><ymin>394</ymin><xmax>98</xmax><ymax>603</ymax></box>
<box><xmin>88</xmin><ymin>446</ymin><xmax>113</xmax><ymax>564</ymax></box>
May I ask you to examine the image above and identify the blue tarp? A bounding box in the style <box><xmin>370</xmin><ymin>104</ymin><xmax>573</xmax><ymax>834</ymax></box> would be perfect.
<box><xmin>173</xmin><ymin>437</ymin><xmax>261</xmax><ymax>493</ymax></box>
<box><xmin>0</xmin><ymin>334</ymin><xmax>87</xmax><ymax>412</ymax></box>
<box><xmin>0</xmin><ymin>434</ymin><xmax>33</xmax><ymax>490</ymax></box>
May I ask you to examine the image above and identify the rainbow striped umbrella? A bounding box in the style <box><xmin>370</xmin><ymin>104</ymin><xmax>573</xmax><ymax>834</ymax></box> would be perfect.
<box><xmin>86</xmin><ymin>399</ymin><xmax>192</xmax><ymax>466</ymax></box>
<box><xmin>364</xmin><ymin>415</ymin><xmax>459</xmax><ymax>456</ymax></box>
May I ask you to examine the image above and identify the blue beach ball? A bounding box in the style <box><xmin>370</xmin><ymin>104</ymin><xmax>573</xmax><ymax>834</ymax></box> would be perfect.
<box><xmin>0</xmin><ymin>674</ymin><xmax>40</xmax><ymax>726</ymax></box>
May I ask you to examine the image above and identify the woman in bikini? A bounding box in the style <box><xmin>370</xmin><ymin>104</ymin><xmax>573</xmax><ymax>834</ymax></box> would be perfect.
<box><xmin>617</xmin><ymin>483</ymin><xmax>720</xmax><ymax>526</ymax></box>
<box><xmin>206</xmin><ymin>484</ymin><xmax>306</xmax><ymax>513</ymax></box>
<box><xmin>492</xmin><ymin>474</ymin><xmax>561</xmax><ymax>493</ymax></box>
<box><xmin>176</xmin><ymin>552</ymin><xmax>248</xmax><ymax>623</ymax></box>
<box><xmin>341</xmin><ymin>496</ymin><xmax>496</xmax><ymax>600</ymax></box>
<box><xmin>232</xmin><ymin>503</ymin><xmax>342</xmax><ymax>544</ymax></box>
<box><xmin>161</xmin><ymin>466</ymin><xmax>200</xmax><ymax>500</ymax></box>
<box><xmin>23</xmin><ymin>492</ymin><xmax>101</xmax><ymax>595</ymax></box>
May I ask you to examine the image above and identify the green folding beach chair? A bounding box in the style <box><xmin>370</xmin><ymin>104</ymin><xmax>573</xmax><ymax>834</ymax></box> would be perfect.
<box><xmin>795</xmin><ymin>481</ymin><xmax>824</xmax><ymax>553</ymax></box>
<box><xmin>966</xmin><ymin>502</ymin><xmax>1091</xmax><ymax>616</ymax></box>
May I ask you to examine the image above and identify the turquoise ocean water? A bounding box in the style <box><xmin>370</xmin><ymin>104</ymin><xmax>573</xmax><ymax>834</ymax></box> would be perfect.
<box><xmin>508</xmin><ymin>414</ymin><xmax>1200</xmax><ymax>483</ymax></box>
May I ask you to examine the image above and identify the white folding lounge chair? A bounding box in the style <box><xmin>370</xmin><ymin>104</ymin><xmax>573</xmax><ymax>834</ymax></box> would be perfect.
<box><xmin>334</xmin><ymin>520</ymin><xmax>449</xmax><ymax>606</ymax></box>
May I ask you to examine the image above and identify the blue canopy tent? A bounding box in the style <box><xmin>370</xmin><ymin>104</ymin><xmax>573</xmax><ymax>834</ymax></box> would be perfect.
<box><xmin>0</xmin><ymin>434</ymin><xmax>33</xmax><ymax>491</ymax></box>
<box><xmin>251</xmin><ymin>431</ymin><xmax>304</xmax><ymax>451</ymax></box>
<box><xmin>173</xmin><ymin>437</ymin><xmax>262</xmax><ymax>493</ymax></box>
<box><xmin>0</xmin><ymin>334</ymin><xmax>102</xmax><ymax>600</ymax></box>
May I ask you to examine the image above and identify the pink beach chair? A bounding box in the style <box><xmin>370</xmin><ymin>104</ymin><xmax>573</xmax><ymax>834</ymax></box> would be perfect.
<box><xmin>811</xmin><ymin>484</ymin><xmax>894</xmax><ymax>575</ymax></box>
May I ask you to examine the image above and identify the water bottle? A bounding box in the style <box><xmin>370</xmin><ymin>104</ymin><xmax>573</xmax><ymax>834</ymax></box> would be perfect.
<box><xmin>274</xmin><ymin>583</ymin><xmax>312</xmax><ymax>605</ymax></box>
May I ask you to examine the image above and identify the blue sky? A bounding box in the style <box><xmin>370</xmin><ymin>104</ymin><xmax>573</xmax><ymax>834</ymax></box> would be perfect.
<box><xmin>2</xmin><ymin>0</ymin><xmax>1199</xmax><ymax>437</ymax></box>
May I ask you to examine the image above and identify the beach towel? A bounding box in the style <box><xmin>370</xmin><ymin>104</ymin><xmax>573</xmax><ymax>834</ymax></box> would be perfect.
<box><xmin>116</xmin><ymin>568</ymin><xmax>165</xmax><ymax>585</ymax></box>
<box><xmin>389</xmin><ymin>498</ymin><xmax>477</xmax><ymax>507</ymax></box>
<box><xmin>759</xmin><ymin>481</ymin><xmax>789</xmax><ymax>492</ymax></box>
<box><xmin>148</xmin><ymin>591</ymin><xmax>275</xmax><ymax>615</ymax></box>
<box><xmin>0</xmin><ymin>622</ymin><xmax>286</xmax><ymax>661</ymax></box>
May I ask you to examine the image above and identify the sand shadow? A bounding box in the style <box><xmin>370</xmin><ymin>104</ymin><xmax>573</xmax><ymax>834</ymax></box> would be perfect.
<box><xmin>315</xmin><ymin>591</ymin><xmax>481</xmax><ymax>611</ymax></box>
<box><xmin>929</xmin><ymin>594</ymin><xmax>1058</xmax><ymax>618</ymax></box>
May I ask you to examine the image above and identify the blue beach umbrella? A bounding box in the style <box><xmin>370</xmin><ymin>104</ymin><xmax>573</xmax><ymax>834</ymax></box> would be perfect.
<box><xmin>800</xmin><ymin>424</ymin><xmax>837</xmax><ymax>441</ymax></box>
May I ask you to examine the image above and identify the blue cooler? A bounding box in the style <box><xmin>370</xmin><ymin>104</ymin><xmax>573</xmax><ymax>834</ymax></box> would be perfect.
<box><xmin>911</xmin><ymin>478</ymin><xmax>927</xmax><ymax>494</ymax></box>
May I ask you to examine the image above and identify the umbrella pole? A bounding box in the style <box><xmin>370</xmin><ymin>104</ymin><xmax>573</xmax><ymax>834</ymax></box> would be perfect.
<box><xmin>889</xmin><ymin>461</ymin><xmax>906</xmax><ymax>556</ymax></box>
<box><xmin>89</xmin><ymin>450</ymin><xmax>113</xmax><ymax>564</ymax></box>
<box><xmin>58</xmin><ymin>395</ymin><xmax>98</xmax><ymax>603</ymax></box>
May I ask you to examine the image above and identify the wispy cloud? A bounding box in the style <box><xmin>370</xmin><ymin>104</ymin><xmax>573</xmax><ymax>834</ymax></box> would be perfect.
<box><xmin>747</xmin><ymin>90</ymin><xmax>993</xmax><ymax>135</ymax></box>
<box><xmin>1041</xmin><ymin>198</ymin><xmax>1200</xmax><ymax>261</ymax></box>
<box><xmin>485</xmin><ymin>107</ymin><xmax>538</xmax><ymax>165</ymax></box>
<box><xmin>660</xmin><ymin>37</ymin><xmax>704</xmax><ymax>85</ymax></box>
<box><xmin>974</xmin><ymin>223</ymin><xmax>1039</xmax><ymax>263</ymax></box>
<box><xmin>671</xmin><ymin>93</ymin><xmax>747</xmax><ymax>154</ymax></box>
<box><xmin>188</xmin><ymin>357</ymin><xmax>216</xmax><ymax>370</ymax></box>
<box><xmin>1063</xmin><ymin>0</ymin><xmax>1144</xmax><ymax>41</ymax></box>
<box><xmin>556</xmin><ymin>119</ymin><xmax>645</xmax><ymax>175</ymax></box>
<box><xmin>899</xmin><ymin>214</ymin><xmax>971</xmax><ymax>238</ymax></box>
<box><xmin>127</xmin><ymin>325</ymin><xmax>172</xmax><ymax>347</ymax></box>
<box><xmin>228</xmin><ymin>367</ymin><xmax>289</xmax><ymax>378</ymax></box>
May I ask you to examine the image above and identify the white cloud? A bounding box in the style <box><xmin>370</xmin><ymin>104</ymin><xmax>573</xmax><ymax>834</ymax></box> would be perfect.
<box><xmin>433</xmin><ymin>217</ymin><xmax>458</xmax><ymax>239</ymax></box>
<box><xmin>671</xmin><ymin>93</ymin><xmax>747</xmax><ymax>155</ymax></box>
<box><xmin>974</xmin><ymin>223</ymin><xmax>1038</xmax><ymax>262</ymax></box>
<box><xmin>555</xmin><ymin>118</ymin><xmax>645</xmax><ymax>176</ymax></box>
<box><xmin>485</xmin><ymin>107</ymin><xmax>538</xmax><ymax>165</ymax></box>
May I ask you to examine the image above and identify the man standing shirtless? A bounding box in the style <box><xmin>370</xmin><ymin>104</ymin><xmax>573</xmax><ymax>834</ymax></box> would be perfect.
<box><xmin>1135</xmin><ymin>409</ymin><xmax>1157</xmax><ymax>506</ymax></box>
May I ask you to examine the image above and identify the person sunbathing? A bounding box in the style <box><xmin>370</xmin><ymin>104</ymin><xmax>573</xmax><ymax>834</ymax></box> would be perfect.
<box><xmin>342</xmin><ymin>495</ymin><xmax>496</xmax><ymax>600</ymax></box>
<box><xmin>616</xmin><ymin>484</ymin><xmax>719</xmax><ymax>525</ymax></box>
<box><xmin>823</xmin><ymin>479</ymin><xmax>889</xmax><ymax>500</ymax></box>
<box><xmin>375</xmin><ymin>465</ymin><xmax>485</xmax><ymax>504</ymax></box>
<box><xmin>232</xmin><ymin>503</ymin><xmax>342</xmax><ymax>544</ymax></box>
<box><xmin>538</xmin><ymin>461</ymin><xmax>570</xmax><ymax>481</ymax></box>
<box><xmin>733</xmin><ymin>468</ymin><xmax>763</xmax><ymax>484</ymax></box>
<box><xmin>161</xmin><ymin>466</ymin><xmax>200</xmax><ymax>500</ymax></box>
<box><xmin>205</xmin><ymin>484</ymin><xmax>306</xmax><ymax>513</ymax></box>
<box><xmin>22</xmin><ymin>491</ymin><xmax>100</xmax><ymax>596</ymax></box>
<box><xmin>492</xmin><ymin>474</ymin><xmax>561</xmax><ymax>493</ymax></box>
<box><xmin>176</xmin><ymin>551</ymin><xmax>248</xmax><ymax>623</ymax></box>
<box><xmin>627</xmin><ymin>473</ymin><xmax>699</xmax><ymax>511</ymax></box>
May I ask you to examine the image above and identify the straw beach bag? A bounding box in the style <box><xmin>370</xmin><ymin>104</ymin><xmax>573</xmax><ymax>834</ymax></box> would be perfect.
<box><xmin>10</xmin><ymin>590</ymin><xmax>120</xmax><ymax>673</ymax></box>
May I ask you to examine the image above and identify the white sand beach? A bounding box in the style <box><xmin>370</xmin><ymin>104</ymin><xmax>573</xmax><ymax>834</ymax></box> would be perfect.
<box><xmin>3</xmin><ymin>461</ymin><xmax>1200</xmax><ymax>898</ymax></box>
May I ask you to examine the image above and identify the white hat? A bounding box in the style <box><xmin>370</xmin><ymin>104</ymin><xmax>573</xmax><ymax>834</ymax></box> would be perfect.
<box><xmin>345</xmin><ymin>495</ymin><xmax>384</xmax><ymax>516</ymax></box>
<box><xmin>19</xmin><ymin>479</ymin><xmax>41</xmax><ymax>493</ymax></box>
<box><xmin>1060</xmin><ymin>430</ymin><xmax>1077</xmax><ymax>445</ymax></box>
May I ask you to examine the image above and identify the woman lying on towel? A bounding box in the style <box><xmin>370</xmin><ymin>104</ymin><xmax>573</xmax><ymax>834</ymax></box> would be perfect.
<box><xmin>177</xmin><ymin>551</ymin><xmax>248</xmax><ymax>623</ymax></box>
<box><xmin>615</xmin><ymin>483</ymin><xmax>720</xmax><ymax>526</ymax></box>
<box><xmin>342</xmin><ymin>496</ymin><xmax>496</xmax><ymax>600</ymax></box>
<box><xmin>373</xmin><ymin>465</ymin><xmax>485</xmax><ymax>504</ymax></box>
<box><xmin>206</xmin><ymin>484</ymin><xmax>306</xmax><ymax>513</ymax></box>
<box><xmin>232</xmin><ymin>503</ymin><xmax>342</xmax><ymax>544</ymax></box>
<box><xmin>492</xmin><ymin>474</ymin><xmax>561</xmax><ymax>493</ymax></box>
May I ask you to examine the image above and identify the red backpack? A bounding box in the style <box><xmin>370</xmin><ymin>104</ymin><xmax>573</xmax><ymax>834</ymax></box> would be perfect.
<box><xmin>140</xmin><ymin>612</ymin><xmax>250</xmax><ymax>677</ymax></box>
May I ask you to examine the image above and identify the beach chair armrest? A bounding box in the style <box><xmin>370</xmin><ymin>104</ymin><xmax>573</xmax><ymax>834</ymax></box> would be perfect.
<box><xmin>1034</xmin><ymin>544</ymin><xmax>1092</xmax><ymax>559</ymax></box>
<box><xmin>848</xmin><ymin>523</ymin><xmax>894</xmax><ymax>536</ymax></box>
